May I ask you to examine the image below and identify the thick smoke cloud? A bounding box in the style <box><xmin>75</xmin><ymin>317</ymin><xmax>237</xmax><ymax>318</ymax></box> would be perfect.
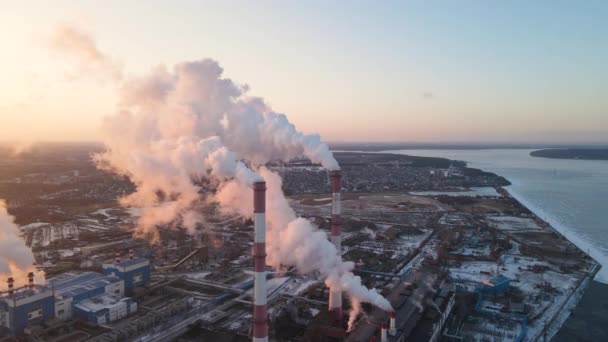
<box><xmin>95</xmin><ymin>59</ymin><xmax>339</xmax><ymax>238</ymax></box>
<box><xmin>52</xmin><ymin>23</ymin><xmax>387</xmax><ymax>320</ymax></box>
<box><xmin>258</xmin><ymin>168</ymin><xmax>392</xmax><ymax>317</ymax></box>
<box><xmin>0</xmin><ymin>200</ymin><xmax>44</xmax><ymax>290</ymax></box>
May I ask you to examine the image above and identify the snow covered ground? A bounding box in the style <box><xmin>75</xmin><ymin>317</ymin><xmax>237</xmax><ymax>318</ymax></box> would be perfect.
<box><xmin>410</xmin><ymin>187</ymin><xmax>501</xmax><ymax>197</ymax></box>
<box><xmin>449</xmin><ymin>252</ymin><xmax>588</xmax><ymax>341</ymax></box>
<box><xmin>487</xmin><ymin>215</ymin><xmax>544</xmax><ymax>232</ymax></box>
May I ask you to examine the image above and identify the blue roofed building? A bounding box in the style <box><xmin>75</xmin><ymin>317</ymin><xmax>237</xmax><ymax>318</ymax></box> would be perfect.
<box><xmin>1</xmin><ymin>257</ymin><xmax>149</xmax><ymax>334</ymax></box>
<box><xmin>481</xmin><ymin>275</ymin><xmax>511</xmax><ymax>297</ymax></box>
<box><xmin>0</xmin><ymin>285</ymin><xmax>55</xmax><ymax>335</ymax></box>
<box><xmin>46</xmin><ymin>271</ymin><xmax>125</xmax><ymax>322</ymax></box>
<box><xmin>73</xmin><ymin>294</ymin><xmax>137</xmax><ymax>325</ymax></box>
<box><xmin>102</xmin><ymin>257</ymin><xmax>150</xmax><ymax>295</ymax></box>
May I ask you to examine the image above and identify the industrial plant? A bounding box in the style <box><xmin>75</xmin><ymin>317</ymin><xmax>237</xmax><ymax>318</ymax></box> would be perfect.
<box><xmin>0</xmin><ymin>146</ymin><xmax>600</xmax><ymax>342</ymax></box>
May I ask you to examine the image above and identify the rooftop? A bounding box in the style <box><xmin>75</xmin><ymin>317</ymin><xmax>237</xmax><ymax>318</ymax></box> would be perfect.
<box><xmin>490</xmin><ymin>275</ymin><xmax>511</xmax><ymax>286</ymax></box>
<box><xmin>103</xmin><ymin>257</ymin><xmax>149</xmax><ymax>269</ymax></box>
<box><xmin>0</xmin><ymin>285</ymin><xmax>52</xmax><ymax>302</ymax></box>
<box><xmin>47</xmin><ymin>271</ymin><xmax>121</xmax><ymax>299</ymax></box>
<box><xmin>75</xmin><ymin>294</ymin><xmax>130</xmax><ymax>313</ymax></box>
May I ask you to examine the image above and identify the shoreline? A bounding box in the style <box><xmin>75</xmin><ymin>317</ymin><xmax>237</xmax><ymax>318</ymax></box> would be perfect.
<box><xmin>500</xmin><ymin>187</ymin><xmax>603</xmax><ymax>340</ymax></box>
<box><xmin>373</xmin><ymin>148</ymin><xmax>606</xmax><ymax>284</ymax></box>
<box><xmin>500</xmin><ymin>185</ymin><xmax>606</xmax><ymax>284</ymax></box>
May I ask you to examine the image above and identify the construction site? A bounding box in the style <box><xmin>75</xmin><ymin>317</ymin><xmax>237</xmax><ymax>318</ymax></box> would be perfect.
<box><xmin>0</xmin><ymin>151</ymin><xmax>600</xmax><ymax>342</ymax></box>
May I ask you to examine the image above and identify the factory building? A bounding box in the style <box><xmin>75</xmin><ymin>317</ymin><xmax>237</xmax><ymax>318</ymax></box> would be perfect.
<box><xmin>47</xmin><ymin>271</ymin><xmax>125</xmax><ymax>321</ymax></box>
<box><xmin>0</xmin><ymin>255</ymin><xmax>150</xmax><ymax>336</ymax></box>
<box><xmin>73</xmin><ymin>295</ymin><xmax>137</xmax><ymax>325</ymax></box>
<box><xmin>0</xmin><ymin>276</ymin><xmax>55</xmax><ymax>335</ymax></box>
<box><xmin>102</xmin><ymin>254</ymin><xmax>150</xmax><ymax>295</ymax></box>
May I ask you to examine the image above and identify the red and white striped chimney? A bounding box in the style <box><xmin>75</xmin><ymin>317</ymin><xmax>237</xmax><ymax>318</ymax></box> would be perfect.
<box><xmin>7</xmin><ymin>277</ymin><xmax>14</xmax><ymax>295</ymax></box>
<box><xmin>389</xmin><ymin>312</ymin><xmax>396</xmax><ymax>335</ymax></box>
<box><xmin>252</xmin><ymin>181</ymin><xmax>268</xmax><ymax>342</ymax></box>
<box><xmin>27</xmin><ymin>272</ymin><xmax>34</xmax><ymax>289</ymax></box>
<box><xmin>380</xmin><ymin>322</ymin><xmax>388</xmax><ymax>342</ymax></box>
<box><xmin>115</xmin><ymin>252</ymin><xmax>121</xmax><ymax>266</ymax></box>
<box><xmin>329</xmin><ymin>170</ymin><xmax>343</xmax><ymax>321</ymax></box>
<box><xmin>129</xmin><ymin>248</ymin><xmax>134</xmax><ymax>260</ymax></box>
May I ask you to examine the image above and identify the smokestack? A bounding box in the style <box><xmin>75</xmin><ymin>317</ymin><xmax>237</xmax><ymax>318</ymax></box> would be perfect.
<box><xmin>252</xmin><ymin>181</ymin><xmax>268</xmax><ymax>342</ymax></box>
<box><xmin>389</xmin><ymin>312</ymin><xmax>396</xmax><ymax>335</ymax></box>
<box><xmin>380</xmin><ymin>322</ymin><xmax>388</xmax><ymax>342</ymax></box>
<box><xmin>328</xmin><ymin>170</ymin><xmax>343</xmax><ymax>321</ymax></box>
<box><xmin>115</xmin><ymin>252</ymin><xmax>121</xmax><ymax>266</ymax></box>
<box><xmin>129</xmin><ymin>248</ymin><xmax>134</xmax><ymax>260</ymax></box>
<box><xmin>27</xmin><ymin>272</ymin><xmax>34</xmax><ymax>289</ymax></box>
<box><xmin>7</xmin><ymin>277</ymin><xmax>14</xmax><ymax>295</ymax></box>
<box><xmin>369</xmin><ymin>337</ymin><xmax>376</xmax><ymax>342</ymax></box>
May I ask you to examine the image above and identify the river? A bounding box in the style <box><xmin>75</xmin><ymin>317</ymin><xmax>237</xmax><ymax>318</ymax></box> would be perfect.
<box><xmin>386</xmin><ymin>149</ymin><xmax>608</xmax><ymax>283</ymax></box>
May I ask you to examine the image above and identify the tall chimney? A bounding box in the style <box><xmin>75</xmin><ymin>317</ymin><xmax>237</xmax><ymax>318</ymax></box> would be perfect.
<box><xmin>369</xmin><ymin>337</ymin><xmax>376</xmax><ymax>342</ymax></box>
<box><xmin>115</xmin><ymin>252</ymin><xmax>121</xmax><ymax>266</ymax></box>
<box><xmin>27</xmin><ymin>272</ymin><xmax>34</xmax><ymax>289</ymax></box>
<box><xmin>328</xmin><ymin>170</ymin><xmax>343</xmax><ymax>321</ymax></box>
<box><xmin>252</xmin><ymin>181</ymin><xmax>268</xmax><ymax>342</ymax></box>
<box><xmin>389</xmin><ymin>312</ymin><xmax>396</xmax><ymax>335</ymax></box>
<box><xmin>7</xmin><ymin>277</ymin><xmax>14</xmax><ymax>295</ymax></box>
<box><xmin>380</xmin><ymin>322</ymin><xmax>388</xmax><ymax>342</ymax></box>
<box><xmin>129</xmin><ymin>248</ymin><xmax>134</xmax><ymax>260</ymax></box>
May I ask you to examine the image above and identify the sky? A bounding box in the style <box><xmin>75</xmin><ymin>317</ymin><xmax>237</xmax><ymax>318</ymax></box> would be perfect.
<box><xmin>0</xmin><ymin>0</ymin><xmax>606</xmax><ymax>144</ymax></box>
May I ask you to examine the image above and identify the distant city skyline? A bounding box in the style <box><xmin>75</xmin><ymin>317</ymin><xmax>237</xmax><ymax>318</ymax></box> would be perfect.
<box><xmin>0</xmin><ymin>0</ymin><xmax>606</xmax><ymax>144</ymax></box>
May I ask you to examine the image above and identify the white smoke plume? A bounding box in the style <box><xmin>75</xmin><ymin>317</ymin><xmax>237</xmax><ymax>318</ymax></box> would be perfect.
<box><xmin>95</xmin><ymin>59</ymin><xmax>339</xmax><ymax>239</ymax></box>
<box><xmin>49</xmin><ymin>23</ymin><xmax>122</xmax><ymax>82</ymax></box>
<box><xmin>54</xmin><ymin>25</ymin><xmax>388</xmax><ymax>319</ymax></box>
<box><xmin>347</xmin><ymin>297</ymin><xmax>362</xmax><ymax>332</ymax></box>
<box><xmin>0</xmin><ymin>200</ymin><xmax>45</xmax><ymax>290</ymax></box>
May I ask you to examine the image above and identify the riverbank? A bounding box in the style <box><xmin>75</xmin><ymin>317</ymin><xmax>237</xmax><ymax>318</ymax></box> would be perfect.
<box><xmin>383</xmin><ymin>148</ymin><xmax>608</xmax><ymax>284</ymax></box>
<box><xmin>375</xmin><ymin>148</ymin><xmax>607</xmax><ymax>340</ymax></box>
<box><xmin>502</xmin><ymin>185</ymin><xmax>607</xmax><ymax>283</ymax></box>
<box><xmin>498</xmin><ymin>187</ymin><xmax>601</xmax><ymax>341</ymax></box>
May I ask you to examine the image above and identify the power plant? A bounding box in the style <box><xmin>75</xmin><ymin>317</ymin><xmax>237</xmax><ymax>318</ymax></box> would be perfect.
<box><xmin>0</xmin><ymin>148</ymin><xmax>601</xmax><ymax>342</ymax></box>
<box><xmin>1</xmin><ymin>255</ymin><xmax>149</xmax><ymax>336</ymax></box>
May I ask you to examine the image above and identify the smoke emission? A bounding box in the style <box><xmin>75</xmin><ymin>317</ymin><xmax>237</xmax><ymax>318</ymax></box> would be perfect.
<box><xmin>49</xmin><ymin>23</ymin><xmax>122</xmax><ymax>81</ymax></box>
<box><xmin>52</xmin><ymin>23</ymin><xmax>389</xmax><ymax>320</ymax></box>
<box><xmin>0</xmin><ymin>200</ymin><xmax>44</xmax><ymax>290</ymax></box>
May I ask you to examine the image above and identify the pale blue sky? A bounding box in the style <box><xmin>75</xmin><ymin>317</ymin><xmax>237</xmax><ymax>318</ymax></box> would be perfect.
<box><xmin>0</xmin><ymin>0</ymin><xmax>606</xmax><ymax>143</ymax></box>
